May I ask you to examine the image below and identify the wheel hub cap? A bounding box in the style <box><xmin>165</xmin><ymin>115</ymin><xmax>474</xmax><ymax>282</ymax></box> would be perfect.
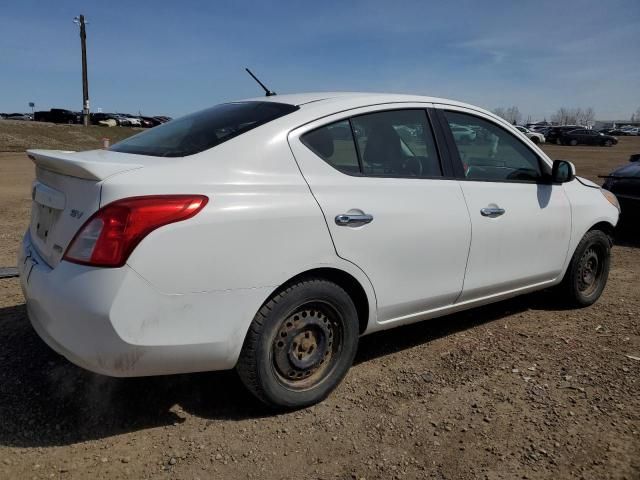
<box><xmin>273</xmin><ymin>308</ymin><xmax>335</xmax><ymax>382</ymax></box>
<box><xmin>578</xmin><ymin>248</ymin><xmax>601</xmax><ymax>294</ymax></box>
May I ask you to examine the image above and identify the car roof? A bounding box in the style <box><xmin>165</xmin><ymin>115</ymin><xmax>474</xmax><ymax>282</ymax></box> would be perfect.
<box><xmin>240</xmin><ymin>91</ymin><xmax>494</xmax><ymax>117</ymax></box>
<box><xmin>233</xmin><ymin>92</ymin><xmax>518</xmax><ymax>132</ymax></box>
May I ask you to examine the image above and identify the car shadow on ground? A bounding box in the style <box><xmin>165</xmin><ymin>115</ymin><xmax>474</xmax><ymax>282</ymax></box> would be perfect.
<box><xmin>0</xmin><ymin>290</ymin><xmax>583</xmax><ymax>448</ymax></box>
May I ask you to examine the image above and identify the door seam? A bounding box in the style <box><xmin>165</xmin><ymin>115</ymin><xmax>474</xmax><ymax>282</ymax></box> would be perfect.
<box><xmin>453</xmin><ymin>180</ymin><xmax>474</xmax><ymax>304</ymax></box>
<box><xmin>284</xmin><ymin>137</ymin><xmax>380</xmax><ymax>309</ymax></box>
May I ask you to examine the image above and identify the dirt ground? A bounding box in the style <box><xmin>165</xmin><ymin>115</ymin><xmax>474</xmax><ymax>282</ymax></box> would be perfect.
<box><xmin>0</xmin><ymin>134</ymin><xmax>638</xmax><ymax>479</ymax></box>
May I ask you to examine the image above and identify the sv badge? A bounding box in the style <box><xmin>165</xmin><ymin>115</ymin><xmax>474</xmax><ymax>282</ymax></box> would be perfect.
<box><xmin>70</xmin><ymin>209</ymin><xmax>84</xmax><ymax>219</ymax></box>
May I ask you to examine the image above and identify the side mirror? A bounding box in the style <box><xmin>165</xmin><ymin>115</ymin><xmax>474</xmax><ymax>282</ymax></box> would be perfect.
<box><xmin>552</xmin><ymin>160</ymin><xmax>576</xmax><ymax>183</ymax></box>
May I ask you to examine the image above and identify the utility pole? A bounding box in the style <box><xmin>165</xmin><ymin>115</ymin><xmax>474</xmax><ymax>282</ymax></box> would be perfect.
<box><xmin>73</xmin><ymin>15</ymin><xmax>90</xmax><ymax>126</ymax></box>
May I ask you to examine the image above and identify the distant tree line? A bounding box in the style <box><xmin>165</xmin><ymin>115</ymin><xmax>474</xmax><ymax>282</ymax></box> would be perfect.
<box><xmin>492</xmin><ymin>106</ymin><xmax>522</xmax><ymax>125</ymax></box>
<box><xmin>493</xmin><ymin>106</ymin><xmax>597</xmax><ymax>127</ymax></box>
<box><xmin>550</xmin><ymin>107</ymin><xmax>596</xmax><ymax>127</ymax></box>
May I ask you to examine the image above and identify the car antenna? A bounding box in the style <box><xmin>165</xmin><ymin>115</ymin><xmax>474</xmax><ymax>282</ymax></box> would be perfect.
<box><xmin>245</xmin><ymin>68</ymin><xmax>276</xmax><ymax>96</ymax></box>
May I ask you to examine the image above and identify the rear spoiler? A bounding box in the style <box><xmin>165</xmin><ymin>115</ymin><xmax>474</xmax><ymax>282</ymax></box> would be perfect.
<box><xmin>27</xmin><ymin>149</ymin><xmax>144</xmax><ymax>181</ymax></box>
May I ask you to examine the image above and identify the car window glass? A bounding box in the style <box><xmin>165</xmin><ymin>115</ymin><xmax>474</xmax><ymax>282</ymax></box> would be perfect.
<box><xmin>444</xmin><ymin>111</ymin><xmax>542</xmax><ymax>182</ymax></box>
<box><xmin>351</xmin><ymin>110</ymin><xmax>442</xmax><ymax>177</ymax></box>
<box><xmin>301</xmin><ymin>120</ymin><xmax>360</xmax><ymax>174</ymax></box>
<box><xmin>110</xmin><ymin>101</ymin><xmax>299</xmax><ymax>157</ymax></box>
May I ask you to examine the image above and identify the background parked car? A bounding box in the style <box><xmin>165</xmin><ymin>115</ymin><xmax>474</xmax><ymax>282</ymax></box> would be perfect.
<box><xmin>545</xmin><ymin>125</ymin><xmax>582</xmax><ymax>144</ymax></box>
<box><xmin>90</xmin><ymin>113</ymin><xmax>121</xmax><ymax>126</ymax></box>
<box><xmin>526</xmin><ymin>122</ymin><xmax>551</xmax><ymax>132</ymax></box>
<box><xmin>515</xmin><ymin>125</ymin><xmax>545</xmax><ymax>144</ymax></box>
<box><xmin>4</xmin><ymin>113</ymin><xmax>32</xmax><ymax>121</ymax></box>
<box><xmin>116</xmin><ymin>114</ymin><xmax>142</xmax><ymax>127</ymax></box>
<box><xmin>450</xmin><ymin>124</ymin><xmax>476</xmax><ymax>143</ymax></box>
<box><xmin>34</xmin><ymin>109</ymin><xmax>80</xmax><ymax>124</ymax></box>
<box><xmin>601</xmin><ymin>154</ymin><xmax>640</xmax><ymax>226</ymax></box>
<box><xmin>562</xmin><ymin>129</ymin><xmax>618</xmax><ymax>147</ymax></box>
<box><xmin>139</xmin><ymin>116</ymin><xmax>161</xmax><ymax>128</ymax></box>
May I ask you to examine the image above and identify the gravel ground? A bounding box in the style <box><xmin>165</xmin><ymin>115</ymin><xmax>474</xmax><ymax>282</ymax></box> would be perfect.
<box><xmin>0</xmin><ymin>136</ymin><xmax>638</xmax><ymax>479</ymax></box>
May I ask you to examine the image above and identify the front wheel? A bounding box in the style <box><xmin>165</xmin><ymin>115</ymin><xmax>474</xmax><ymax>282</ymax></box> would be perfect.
<box><xmin>569</xmin><ymin>139</ymin><xmax>578</xmax><ymax>146</ymax></box>
<box><xmin>603</xmin><ymin>140</ymin><xmax>613</xmax><ymax>147</ymax></box>
<box><xmin>237</xmin><ymin>278</ymin><xmax>359</xmax><ymax>409</ymax></box>
<box><xmin>558</xmin><ymin>230</ymin><xmax>611</xmax><ymax>307</ymax></box>
<box><xmin>531</xmin><ymin>136</ymin><xmax>540</xmax><ymax>144</ymax></box>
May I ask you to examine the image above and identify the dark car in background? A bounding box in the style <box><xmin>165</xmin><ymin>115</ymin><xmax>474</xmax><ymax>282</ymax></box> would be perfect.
<box><xmin>562</xmin><ymin>129</ymin><xmax>618</xmax><ymax>147</ymax></box>
<box><xmin>545</xmin><ymin>125</ymin><xmax>581</xmax><ymax>144</ymax></box>
<box><xmin>139</xmin><ymin>116</ymin><xmax>161</xmax><ymax>128</ymax></box>
<box><xmin>602</xmin><ymin>154</ymin><xmax>640</xmax><ymax>226</ymax></box>
<box><xmin>34</xmin><ymin>109</ymin><xmax>80</xmax><ymax>124</ymax></box>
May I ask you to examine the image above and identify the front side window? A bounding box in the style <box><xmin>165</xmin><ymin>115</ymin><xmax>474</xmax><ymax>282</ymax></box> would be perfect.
<box><xmin>110</xmin><ymin>101</ymin><xmax>298</xmax><ymax>157</ymax></box>
<box><xmin>444</xmin><ymin>111</ymin><xmax>543</xmax><ymax>182</ymax></box>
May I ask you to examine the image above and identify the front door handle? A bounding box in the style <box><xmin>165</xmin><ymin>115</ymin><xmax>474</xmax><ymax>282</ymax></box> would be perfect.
<box><xmin>335</xmin><ymin>213</ymin><xmax>374</xmax><ymax>227</ymax></box>
<box><xmin>480</xmin><ymin>207</ymin><xmax>506</xmax><ymax>217</ymax></box>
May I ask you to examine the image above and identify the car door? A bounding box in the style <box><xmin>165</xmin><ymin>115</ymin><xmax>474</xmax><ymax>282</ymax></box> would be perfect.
<box><xmin>435</xmin><ymin>106</ymin><xmax>572</xmax><ymax>302</ymax></box>
<box><xmin>576</xmin><ymin>130</ymin><xmax>586</xmax><ymax>144</ymax></box>
<box><xmin>586</xmin><ymin>130</ymin><xmax>599</xmax><ymax>145</ymax></box>
<box><xmin>288</xmin><ymin>106</ymin><xmax>472</xmax><ymax>323</ymax></box>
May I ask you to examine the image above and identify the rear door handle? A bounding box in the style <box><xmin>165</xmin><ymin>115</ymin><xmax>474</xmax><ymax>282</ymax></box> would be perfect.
<box><xmin>335</xmin><ymin>213</ymin><xmax>374</xmax><ymax>227</ymax></box>
<box><xmin>480</xmin><ymin>207</ymin><xmax>506</xmax><ymax>217</ymax></box>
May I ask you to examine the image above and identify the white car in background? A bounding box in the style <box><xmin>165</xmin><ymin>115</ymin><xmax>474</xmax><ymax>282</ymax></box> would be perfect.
<box><xmin>449</xmin><ymin>124</ymin><xmax>477</xmax><ymax>143</ymax></box>
<box><xmin>19</xmin><ymin>92</ymin><xmax>619</xmax><ymax>408</ymax></box>
<box><xmin>516</xmin><ymin>125</ymin><xmax>546</xmax><ymax>144</ymax></box>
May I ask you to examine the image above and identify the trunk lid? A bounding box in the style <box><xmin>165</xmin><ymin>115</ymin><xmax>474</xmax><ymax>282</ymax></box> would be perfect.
<box><xmin>26</xmin><ymin>149</ymin><xmax>145</xmax><ymax>267</ymax></box>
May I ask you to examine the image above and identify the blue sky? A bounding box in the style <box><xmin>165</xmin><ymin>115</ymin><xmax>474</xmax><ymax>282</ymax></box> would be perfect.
<box><xmin>1</xmin><ymin>1</ymin><xmax>639</xmax><ymax>120</ymax></box>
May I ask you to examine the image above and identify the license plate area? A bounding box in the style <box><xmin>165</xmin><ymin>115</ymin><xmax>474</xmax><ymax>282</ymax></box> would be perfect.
<box><xmin>34</xmin><ymin>203</ymin><xmax>60</xmax><ymax>242</ymax></box>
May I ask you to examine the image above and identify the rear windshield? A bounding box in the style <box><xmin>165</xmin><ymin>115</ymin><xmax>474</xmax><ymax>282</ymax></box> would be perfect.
<box><xmin>109</xmin><ymin>101</ymin><xmax>298</xmax><ymax>157</ymax></box>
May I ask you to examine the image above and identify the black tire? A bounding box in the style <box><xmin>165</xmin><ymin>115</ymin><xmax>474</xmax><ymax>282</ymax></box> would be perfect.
<box><xmin>569</xmin><ymin>139</ymin><xmax>578</xmax><ymax>146</ymax></box>
<box><xmin>237</xmin><ymin>278</ymin><xmax>359</xmax><ymax>409</ymax></box>
<box><xmin>558</xmin><ymin>230</ymin><xmax>611</xmax><ymax>307</ymax></box>
<box><xmin>604</xmin><ymin>140</ymin><xmax>613</xmax><ymax>147</ymax></box>
<box><xmin>531</xmin><ymin>136</ymin><xmax>540</xmax><ymax>144</ymax></box>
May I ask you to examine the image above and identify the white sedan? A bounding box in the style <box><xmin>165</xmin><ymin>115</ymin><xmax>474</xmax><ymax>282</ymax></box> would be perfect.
<box><xmin>516</xmin><ymin>125</ymin><xmax>546</xmax><ymax>144</ymax></box>
<box><xmin>19</xmin><ymin>93</ymin><xmax>619</xmax><ymax>408</ymax></box>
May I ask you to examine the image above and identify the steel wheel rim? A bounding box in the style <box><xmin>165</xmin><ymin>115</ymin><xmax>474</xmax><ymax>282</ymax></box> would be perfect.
<box><xmin>577</xmin><ymin>246</ymin><xmax>603</xmax><ymax>296</ymax></box>
<box><xmin>271</xmin><ymin>301</ymin><xmax>344</xmax><ymax>390</ymax></box>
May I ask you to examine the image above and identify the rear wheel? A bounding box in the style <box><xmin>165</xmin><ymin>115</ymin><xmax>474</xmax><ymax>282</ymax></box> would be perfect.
<box><xmin>569</xmin><ymin>139</ymin><xmax>578</xmax><ymax>146</ymax></box>
<box><xmin>604</xmin><ymin>139</ymin><xmax>613</xmax><ymax>147</ymax></box>
<box><xmin>237</xmin><ymin>278</ymin><xmax>359</xmax><ymax>409</ymax></box>
<box><xmin>558</xmin><ymin>230</ymin><xmax>611</xmax><ymax>307</ymax></box>
<box><xmin>531</xmin><ymin>136</ymin><xmax>540</xmax><ymax>144</ymax></box>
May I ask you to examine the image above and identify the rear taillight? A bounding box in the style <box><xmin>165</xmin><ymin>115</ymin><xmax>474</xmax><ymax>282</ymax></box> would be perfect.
<box><xmin>64</xmin><ymin>195</ymin><xmax>208</xmax><ymax>267</ymax></box>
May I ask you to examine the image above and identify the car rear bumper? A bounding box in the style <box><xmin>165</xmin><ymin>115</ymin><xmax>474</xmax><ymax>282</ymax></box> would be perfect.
<box><xmin>18</xmin><ymin>232</ymin><xmax>271</xmax><ymax>377</ymax></box>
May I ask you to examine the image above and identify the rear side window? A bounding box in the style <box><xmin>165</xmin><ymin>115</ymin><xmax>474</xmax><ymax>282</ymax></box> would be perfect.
<box><xmin>301</xmin><ymin>120</ymin><xmax>360</xmax><ymax>174</ymax></box>
<box><xmin>110</xmin><ymin>101</ymin><xmax>298</xmax><ymax>157</ymax></box>
<box><xmin>301</xmin><ymin>109</ymin><xmax>442</xmax><ymax>178</ymax></box>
